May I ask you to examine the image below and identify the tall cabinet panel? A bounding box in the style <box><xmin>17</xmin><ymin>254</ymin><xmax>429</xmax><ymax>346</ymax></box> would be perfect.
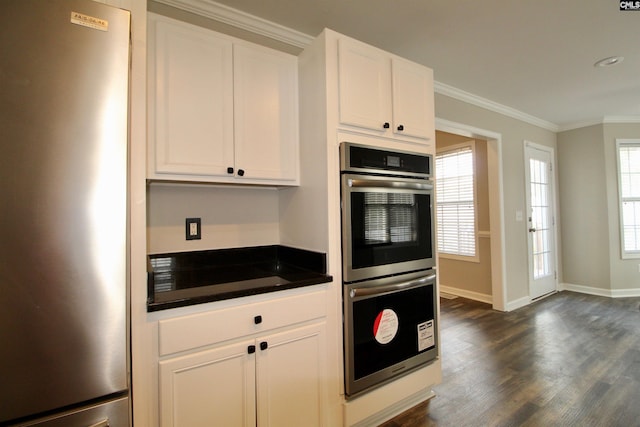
<box><xmin>149</xmin><ymin>16</ymin><xmax>234</xmax><ymax>177</ymax></box>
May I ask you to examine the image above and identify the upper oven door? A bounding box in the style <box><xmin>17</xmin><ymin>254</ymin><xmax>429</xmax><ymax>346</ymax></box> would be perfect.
<box><xmin>341</xmin><ymin>173</ymin><xmax>435</xmax><ymax>283</ymax></box>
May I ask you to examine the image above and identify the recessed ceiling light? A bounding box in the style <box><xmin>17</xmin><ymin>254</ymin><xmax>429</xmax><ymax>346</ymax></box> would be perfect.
<box><xmin>594</xmin><ymin>56</ymin><xmax>624</xmax><ymax>67</ymax></box>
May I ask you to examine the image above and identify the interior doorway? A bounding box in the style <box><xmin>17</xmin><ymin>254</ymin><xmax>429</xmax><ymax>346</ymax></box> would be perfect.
<box><xmin>435</xmin><ymin>119</ymin><xmax>506</xmax><ymax>311</ymax></box>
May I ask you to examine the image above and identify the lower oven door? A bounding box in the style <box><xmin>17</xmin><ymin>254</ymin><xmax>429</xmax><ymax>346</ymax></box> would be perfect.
<box><xmin>344</xmin><ymin>271</ymin><xmax>438</xmax><ymax>398</ymax></box>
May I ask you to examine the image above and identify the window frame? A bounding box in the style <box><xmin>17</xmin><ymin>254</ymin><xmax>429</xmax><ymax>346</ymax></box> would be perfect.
<box><xmin>435</xmin><ymin>140</ymin><xmax>479</xmax><ymax>262</ymax></box>
<box><xmin>616</xmin><ymin>138</ymin><xmax>640</xmax><ymax>259</ymax></box>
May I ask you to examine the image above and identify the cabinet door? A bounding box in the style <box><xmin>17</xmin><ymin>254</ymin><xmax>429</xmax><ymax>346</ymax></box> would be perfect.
<box><xmin>233</xmin><ymin>44</ymin><xmax>299</xmax><ymax>183</ymax></box>
<box><xmin>337</xmin><ymin>38</ymin><xmax>392</xmax><ymax>133</ymax></box>
<box><xmin>391</xmin><ymin>57</ymin><xmax>434</xmax><ymax>141</ymax></box>
<box><xmin>150</xmin><ymin>17</ymin><xmax>234</xmax><ymax>177</ymax></box>
<box><xmin>256</xmin><ymin>322</ymin><xmax>327</xmax><ymax>427</ymax></box>
<box><xmin>159</xmin><ymin>340</ymin><xmax>256</xmax><ymax>427</ymax></box>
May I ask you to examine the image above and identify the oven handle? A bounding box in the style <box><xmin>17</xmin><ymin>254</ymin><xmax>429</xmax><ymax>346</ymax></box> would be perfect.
<box><xmin>347</xmin><ymin>178</ymin><xmax>433</xmax><ymax>192</ymax></box>
<box><xmin>349</xmin><ymin>273</ymin><xmax>436</xmax><ymax>299</ymax></box>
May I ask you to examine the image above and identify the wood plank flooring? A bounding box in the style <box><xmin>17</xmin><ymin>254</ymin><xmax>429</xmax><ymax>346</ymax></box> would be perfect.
<box><xmin>380</xmin><ymin>291</ymin><xmax>640</xmax><ymax>427</ymax></box>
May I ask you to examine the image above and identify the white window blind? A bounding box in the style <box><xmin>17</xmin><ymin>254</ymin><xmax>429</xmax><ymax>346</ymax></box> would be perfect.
<box><xmin>436</xmin><ymin>144</ymin><xmax>476</xmax><ymax>258</ymax></box>
<box><xmin>618</xmin><ymin>140</ymin><xmax>640</xmax><ymax>258</ymax></box>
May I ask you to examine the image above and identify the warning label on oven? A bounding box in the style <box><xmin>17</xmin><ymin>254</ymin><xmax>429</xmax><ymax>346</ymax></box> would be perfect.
<box><xmin>373</xmin><ymin>309</ymin><xmax>399</xmax><ymax>344</ymax></box>
<box><xmin>417</xmin><ymin>320</ymin><xmax>434</xmax><ymax>351</ymax></box>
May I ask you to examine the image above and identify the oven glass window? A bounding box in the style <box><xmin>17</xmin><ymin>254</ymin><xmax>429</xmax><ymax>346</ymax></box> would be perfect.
<box><xmin>351</xmin><ymin>192</ymin><xmax>432</xmax><ymax>269</ymax></box>
<box><xmin>351</xmin><ymin>284</ymin><xmax>435</xmax><ymax>380</ymax></box>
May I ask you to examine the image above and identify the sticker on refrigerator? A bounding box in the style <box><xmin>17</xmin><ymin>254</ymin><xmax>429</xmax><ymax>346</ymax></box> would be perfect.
<box><xmin>373</xmin><ymin>309</ymin><xmax>399</xmax><ymax>344</ymax></box>
<box><xmin>417</xmin><ymin>320</ymin><xmax>434</xmax><ymax>351</ymax></box>
<box><xmin>70</xmin><ymin>12</ymin><xmax>109</xmax><ymax>31</ymax></box>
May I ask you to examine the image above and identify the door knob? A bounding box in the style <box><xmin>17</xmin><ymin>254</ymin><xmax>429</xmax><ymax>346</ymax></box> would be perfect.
<box><xmin>529</xmin><ymin>227</ymin><xmax>537</xmax><ymax>233</ymax></box>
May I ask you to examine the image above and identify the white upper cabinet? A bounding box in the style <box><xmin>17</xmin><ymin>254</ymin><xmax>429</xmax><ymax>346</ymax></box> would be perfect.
<box><xmin>233</xmin><ymin>44</ymin><xmax>299</xmax><ymax>182</ymax></box>
<box><xmin>149</xmin><ymin>16</ymin><xmax>234</xmax><ymax>178</ymax></box>
<box><xmin>337</xmin><ymin>38</ymin><xmax>392</xmax><ymax>133</ymax></box>
<box><xmin>391</xmin><ymin>56</ymin><xmax>435</xmax><ymax>141</ymax></box>
<box><xmin>337</xmin><ymin>36</ymin><xmax>434</xmax><ymax>143</ymax></box>
<box><xmin>147</xmin><ymin>14</ymin><xmax>299</xmax><ymax>185</ymax></box>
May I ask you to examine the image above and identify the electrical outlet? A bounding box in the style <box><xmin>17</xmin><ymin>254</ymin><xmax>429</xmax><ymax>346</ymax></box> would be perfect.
<box><xmin>185</xmin><ymin>218</ymin><xmax>201</xmax><ymax>240</ymax></box>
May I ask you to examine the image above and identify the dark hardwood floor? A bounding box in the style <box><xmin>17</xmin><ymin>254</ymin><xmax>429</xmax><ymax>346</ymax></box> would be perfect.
<box><xmin>381</xmin><ymin>291</ymin><xmax>640</xmax><ymax>427</ymax></box>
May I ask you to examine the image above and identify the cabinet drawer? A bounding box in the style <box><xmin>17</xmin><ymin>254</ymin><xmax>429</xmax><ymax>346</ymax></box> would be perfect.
<box><xmin>159</xmin><ymin>289</ymin><xmax>326</xmax><ymax>356</ymax></box>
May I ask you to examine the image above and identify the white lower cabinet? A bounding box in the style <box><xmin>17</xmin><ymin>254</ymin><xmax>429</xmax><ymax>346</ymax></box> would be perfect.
<box><xmin>256</xmin><ymin>323</ymin><xmax>326</xmax><ymax>427</ymax></box>
<box><xmin>157</xmin><ymin>290</ymin><xmax>328</xmax><ymax>427</ymax></box>
<box><xmin>160</xmin><ymin>322</ymin><xmax>326</xmax><ymax>427</ymax></box>
<box><xmin>159</xmin><ymin>339</ymin><xmax>256</xmax><ymax>427</ymax></box>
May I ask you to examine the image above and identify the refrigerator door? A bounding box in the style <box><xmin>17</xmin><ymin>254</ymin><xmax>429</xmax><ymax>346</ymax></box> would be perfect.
<box><xmin>0</xmin><ymin>0</ymin><xmax>130</xmax><ymax>424</ymax></box>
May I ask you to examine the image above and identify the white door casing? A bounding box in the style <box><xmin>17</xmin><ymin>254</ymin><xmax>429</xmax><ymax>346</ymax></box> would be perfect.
<box><xmin>524</xmin><ymin>141</ymin><xmax>557</xmax><ymax>300</ymax></box>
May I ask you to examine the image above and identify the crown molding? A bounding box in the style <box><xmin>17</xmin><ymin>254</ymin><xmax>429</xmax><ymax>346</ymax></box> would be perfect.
<box><xmin>604</xmin><ymin>116</ymin><xmax>640</xmax><ymax>124</ymax></box>
<box><xmin>558</xmin><ymin>116</ymin><xmax>640</xmax><ymax>132</ymax></box>
<box><xmin>434</xmin><ymin>81</ymin><xmax>559</xmax><ymax>132</ymax></box>
<box><xmin>153</xmin><ymin>0</ymin><xmax>314</xmax><ymax>48</ymax></box>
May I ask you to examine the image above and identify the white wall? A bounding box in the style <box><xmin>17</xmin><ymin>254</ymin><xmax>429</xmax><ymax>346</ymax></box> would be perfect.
<box><xmin>147</xmin><ymin>184</ymin><xmax>280</xmax><ymax>254</ymax></box>
<box><xmin>557</xmin><ymin>125</ymin><xmax>610</xmax><ymax>290</ymax></box>
<box><xmin>559</xmin><ymin>123</ymin><xmax>640</xmax><ymax>295</ymax></box>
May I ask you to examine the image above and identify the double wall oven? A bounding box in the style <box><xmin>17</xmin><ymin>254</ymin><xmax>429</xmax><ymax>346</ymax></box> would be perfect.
<box><xmin>340</xmin><ymin>142</ymin><xmax>438</xmax><ymax>397</ymax></box>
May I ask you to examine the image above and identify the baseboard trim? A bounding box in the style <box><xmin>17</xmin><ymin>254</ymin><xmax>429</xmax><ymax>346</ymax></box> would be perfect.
<box><xmin>562</xmin><ymin>282</ymin><xmax>640</xmax><ymax>298</ymax></box>
<box><xmin>439</xmin><ymin>285</ymin><xmax>492</xmax><ymax>304</ymax></box>
<box><xmin>348</xmin><ymin>388</ymin><xmax>436</xmax><ymax>427</ymax></box>
<box><xmin>505</xmin><ymin>296</ymin><xmax>531</xmax><ymax>312</ymax></box>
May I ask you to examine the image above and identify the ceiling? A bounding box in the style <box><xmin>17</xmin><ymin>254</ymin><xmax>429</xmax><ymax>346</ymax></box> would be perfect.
<box><xmin>166</xmin><ymin>0</ymin><xmax>640</xmax><ymax>131</ymax></box>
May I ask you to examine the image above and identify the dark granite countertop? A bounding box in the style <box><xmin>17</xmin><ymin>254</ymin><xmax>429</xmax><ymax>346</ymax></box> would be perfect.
<box><xmin>147</xmin><ymin>245</ymin><xmax>332</xmax><ymax>311</ymax></box>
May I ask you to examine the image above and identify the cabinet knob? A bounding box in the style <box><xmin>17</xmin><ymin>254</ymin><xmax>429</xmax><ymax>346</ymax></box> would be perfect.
<box><xmin>248</xmin><ymin>345</ymin><xmax>256</xmax><ymax>354</ymax></box>
<box><xmin>383</xmin><ymin>122</ymin><xmax>390</xmax><ymax>129</ymax></box>
<box><xmin>237</xmin><ymin>169</ymin><xmax>245</xmax><ymax>177</ymax></box>
<box><xmin>260</xmin><ymin>341</ymin><xmax>268</xmax><ymax>351</ymax></box>
<box><xmin>254</xmin><ymin>315</ymin><xmax>262</xmax><ymax>324</ymax></box>
<box><xmin>227</xmin><ymin>167</ymin><xmax>234</xmax><ymax>174</ymax></box>
<box><xmin>397</xmin><ymin>124</ymin><xmax>404</xmax><ymax>131</ymax></box>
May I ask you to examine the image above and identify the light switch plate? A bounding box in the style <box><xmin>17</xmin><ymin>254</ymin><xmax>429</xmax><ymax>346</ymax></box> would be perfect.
<box><xmin>185</xmin><ymin>218</ymin><xmax>201</xmax><ymax>240</ymax></box>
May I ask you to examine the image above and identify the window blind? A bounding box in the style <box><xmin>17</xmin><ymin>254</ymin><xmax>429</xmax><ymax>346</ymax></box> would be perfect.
<box><xmin>618</xmin><ymin>141</ymin><xmax>640</xmax><ymax>255</ymax></box>
<box><xmin>436</xmin><ymin>146</ymin><xmax>476</xmax><ymax>257</ymax></box>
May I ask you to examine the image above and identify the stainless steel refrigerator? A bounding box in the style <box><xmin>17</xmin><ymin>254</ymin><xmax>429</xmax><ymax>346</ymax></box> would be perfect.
<box><xmin>0</xmin><ymin>1</ymin><xmax>130</xmax><ymax>425</ymax></box>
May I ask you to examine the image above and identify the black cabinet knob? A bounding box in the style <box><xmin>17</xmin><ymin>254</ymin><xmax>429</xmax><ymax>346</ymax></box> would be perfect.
<box><xmin>248</xmin><ymin>345</ymin><xmax>256</xmax><ymax>354</ymax></box>
<box><xmin>238</xmin><ymin>169</ymin><xmax>245</xmax><ymax>177</ymax></box>
<box><xmin>227</xmin><ymin>167</ymin><xmax>234</xmax><ymax>174</ymax></box>
<box><xmin>254</xmin><ymin>315</ymin><xmax>262</xmax><ymax>325</ymax></box>
<box><xmin>397</xmin><ymin>124</ymin><xmax>404</xmax><ymax>131</ymax></box>
<box><xmin>383</xmin><ymin>122</ymin><xmax>390</xmax><ymax>129</ymax></box>
<box><xmin>260</xmin><ymin>341</ymin><xmax>268</xmax><ymax>351</ymax></box>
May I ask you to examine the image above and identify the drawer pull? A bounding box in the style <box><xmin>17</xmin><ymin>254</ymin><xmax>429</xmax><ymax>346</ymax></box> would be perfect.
<box><xmin>254</xmin><ymin>315</ymin><xmax>262</xmax><ymax>324</ymax></box>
